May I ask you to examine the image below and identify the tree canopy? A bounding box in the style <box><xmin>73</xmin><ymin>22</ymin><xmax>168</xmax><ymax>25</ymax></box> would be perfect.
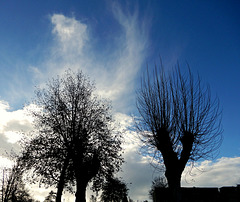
<box><xmin>101</xmin><ymin>177</ymin><xmax>129</xmax><ymax>202</ymax></box>
<box><xmin>19</xmin><ymin>70</ymin><xmax>123</xmax><ymax>202</ymax></box>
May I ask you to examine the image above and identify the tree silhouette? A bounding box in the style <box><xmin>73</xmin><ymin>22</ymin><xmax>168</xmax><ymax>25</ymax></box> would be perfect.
<box><xmin>136</xmin><ymin>64</ymin><xmax>222</xmax><ymax>201</ymax></box>
<box><xmin>19</xmin><ymin>70</ymin><xmax>123</xmax><ymax>202</ymax></box>
<box><xmin>20</xmin><ymin>128</ymin><xmax>76</xmax><ymax>200</ymax></box>
<box><xmin>100</xmin><ymin>177</ymin><xmax>129</xmax><ymax>202</ymax></box>
<box><xmin>0</xmin><ymin>160</ymin><xmax>35</xmax><ymax>202</ymax></box>
<box><xmin>149</xmin><ymin>176</ymin><xmax>168</xmax><ymax>201</ymax></box>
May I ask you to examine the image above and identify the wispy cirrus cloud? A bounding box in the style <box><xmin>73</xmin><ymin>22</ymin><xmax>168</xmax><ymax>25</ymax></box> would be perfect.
<box><xmin>27</xmin><ymin>7</ymin><xmax>240</xmax><ymax>200</ymax></box>
<box><xmin>31</xmin><ymin>2</ymin><xmax>149</xmax><ymax>113</ymax></box>
<box><xmin>0</xmin><ymin>3</ymin><xmax>150</xmax><ymax>200</ymax></box>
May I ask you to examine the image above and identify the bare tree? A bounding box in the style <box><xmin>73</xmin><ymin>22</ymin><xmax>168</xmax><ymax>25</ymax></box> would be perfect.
<box><xmin>20</xmin><ymin>70</ymin><xmax>123</xmax><ymax>202</ymax></box>
<box><xmin>136</xmin><ymin>64</ymin><xmax>222</xmax><ymax>201</ymax></box>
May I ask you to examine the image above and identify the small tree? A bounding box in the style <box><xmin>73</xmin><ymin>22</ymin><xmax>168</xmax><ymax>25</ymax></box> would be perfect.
<box><xmin>149</xmin><ymin>176</ymin><xmax>168</xmax><ymax>201</ymax></box>
<box><xmin>136</xmin><ymin>64</ymin><xmax>222</xmax><ymax>201</ymax></box>
<box><xmin>101</xmin><ymin>177</ymin><xmax>129</xmax><ymax>202</ymax></box>
<box><xmin>20</xmin><ymin>70</ymin><xmax>123</xmax><ymax>202</ymax></box>
<box><xmin>0</xmin><ymin>160</ymin><xmax>35</xmax><ymax>202</ymax></box>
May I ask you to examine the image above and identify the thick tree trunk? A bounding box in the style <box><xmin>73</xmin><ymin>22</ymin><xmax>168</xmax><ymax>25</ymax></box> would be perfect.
<box><xmin>73</xmin><ymin>151</ymin><xmax>100</xmax><ymax>202</ymax></box>
<box><xmin>56</xmin><ymin>157</ymin><xmax>69</xmax><ymax>202</ymax></box>
<box><xmin>165</xmin><ymin>169</ymin><xmax>182</xmax><ymax>202</ymax></box>
<box><xmin>75</xmin><ymin>179</ymin><xmax>88</xmax><ymax>202</ymax></box>
<box><xmin>159</xmin><ymin>130</ymin><xmax>194</xmax><ymax>202</ymax></box>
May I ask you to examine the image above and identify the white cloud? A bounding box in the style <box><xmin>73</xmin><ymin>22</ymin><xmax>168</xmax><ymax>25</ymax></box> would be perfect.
<box><xmin>96</xmin><ymin>3</ymin><xmax>148</xmax><ymax>110</ymax></box>
<box><xmin>0</xmin><ymin>100</ymin><xmax>33</xmax><ymax>156</ymax></box>
<box><xmin>116</xmin><ymin>114</ymin><xmax>240</xmax><ymax>200</ymax></box>
<box><xmin>0</xmin><ymin>156</ymin><xmax>14</xmax><ymax>168</ymax></box>
<box><xmin>0</xmin><ymin>105</ymin><xmax>238</xmax><ymax>201</ymax></box>
<box><xmin>51</xmin><ymin>14</ymin><xmax>88</xmax><ymax>57</ymax></box>
<box><xmin>121</xmin><ymin>151</ymin><xmax>240</xmax><ymax>201</ymax></box>
<box><xmin>27</xmin><ymin>10</ymin><xmax>240</xmax><ymax>200</ymax></box>
<box><xmin>113</xmin><ymin>113</ymin><xmax>156</xmax><ymax>201</ymax></box>
<box><xmin>0</xmin><ymin>4</ymin><xmax>150</xmax><ymax>196</ymax></box>
<box><xmin>182</xmin><ymin>157</ymin><xmax>240</xmax><ymax>187</ymax></box>
<box><xmin>29</xmin><ymin>14</ymin><xmax>91</xmax><ymax>86</ymax></box>
<box><xmin>2</xmin><ymin>3</ymin><xmax>239</xmax><ymax>202</ymax></box>
<box><xmin>31</xmin><ymin>3</ymin><xmax>149</xmax><ymax>113</ymax></box>
<box><xmin>4</xmin><ymin>131</ymin><xmax>22</xmax><ymax>144</ymax></box>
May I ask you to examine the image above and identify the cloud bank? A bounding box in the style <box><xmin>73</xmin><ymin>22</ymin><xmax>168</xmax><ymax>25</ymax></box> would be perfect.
<box><xmin>182</xmin><ymin>157</ymin><xmax>240</xmax><ymax>187</ymax></box>
<box><xmin>0</xmin><ymin>101</ymin><xmax>33</xmax><ymax>156</ymax></box>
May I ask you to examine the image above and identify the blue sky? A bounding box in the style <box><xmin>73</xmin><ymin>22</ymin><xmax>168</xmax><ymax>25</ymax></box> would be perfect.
<box><xmin>0</xmin><ymin>0</ymin><xmax>239</xmax><ymax>201</ymax></box>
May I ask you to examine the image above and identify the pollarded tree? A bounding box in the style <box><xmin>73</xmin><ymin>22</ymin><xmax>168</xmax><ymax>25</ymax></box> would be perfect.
<box><xmin>136</xmin><ymin>64</ymin><xmax>222</xmax><ymax>201</ymax></box>
<box><xmin>20</xmin><ymin>70</ymin><xmax>123</xmax><ymax>202</ymax></box>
